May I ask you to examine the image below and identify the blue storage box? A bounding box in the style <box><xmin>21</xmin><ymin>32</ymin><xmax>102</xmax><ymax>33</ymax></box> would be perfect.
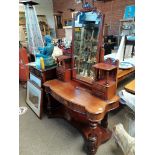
<box><xmin>124</xmin><ymin>5</ymin><xmax>135</xmax><ymax>19</ymax></box>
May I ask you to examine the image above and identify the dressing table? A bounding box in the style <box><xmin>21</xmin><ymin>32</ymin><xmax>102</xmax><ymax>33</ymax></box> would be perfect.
<box><xmin>44</xmin><ymin>3</ymin><xmax>119</xmax><ymax>155</ymax></box>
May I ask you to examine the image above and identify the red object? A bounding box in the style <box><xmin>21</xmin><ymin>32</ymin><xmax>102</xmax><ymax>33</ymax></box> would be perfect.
<box><xmin>58</xmin><ymin>44</ymin><xmax>64</xmax><ymax>49</ymax></box>
<box><xmin>62</xmin><ymin>48</ymin><xmax>72</xmax><ymax>55</ymax></box>
<box><xmin>19</xmin><ymin>47</ymin><xmax>29</xmax><ymax>83</ymax></box>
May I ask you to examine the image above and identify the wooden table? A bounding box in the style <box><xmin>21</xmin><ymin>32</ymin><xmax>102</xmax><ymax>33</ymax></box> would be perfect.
<box><xmin>117</xmin><ymin>67</ymin><xmax>135</xmax><ymax>83</ymax></box>
<box><xmin>124</xmin><ymin>79</ymin><xmax>135</xmax><ymax>94</ymax></box>
<box><xmin>44</xmin><ymin>79</ymin><xmax>119</xmax><ymax>155</ymax></box>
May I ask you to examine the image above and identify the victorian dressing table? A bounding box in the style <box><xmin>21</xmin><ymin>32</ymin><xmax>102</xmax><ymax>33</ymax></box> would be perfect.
<box><xmin>44</xmin><ymin>3</ymin><xmax>119</xmax><ymax>155</ymax></box>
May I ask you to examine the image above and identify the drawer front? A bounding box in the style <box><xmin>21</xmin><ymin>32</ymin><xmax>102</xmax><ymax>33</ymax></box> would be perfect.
<box><xmin>92</xmin><ymin>90</ymin><xmax>106</xmax><ymax>100</ymax></box>
<box><xmin>92</xmin><ymin>84</ymin><xmax>106</xmax><ymax>92</ymax></box>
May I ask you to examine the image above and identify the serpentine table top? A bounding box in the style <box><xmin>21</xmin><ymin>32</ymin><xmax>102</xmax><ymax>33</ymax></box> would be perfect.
<box><xmin>44</xmin><ymin>79</ymin><xmax>119</xmax><ymax>121</ymax></box>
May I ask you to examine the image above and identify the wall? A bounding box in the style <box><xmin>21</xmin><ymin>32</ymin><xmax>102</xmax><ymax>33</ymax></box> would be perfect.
<box><xmin>19</xmin><ymin>0</ymin><xmax>55</xmax><ymax>31</ymax></box>
<box><xmin>53</xmin><ymin>0</ymin><xmax>135</xmax><ymax>36</ymax></box>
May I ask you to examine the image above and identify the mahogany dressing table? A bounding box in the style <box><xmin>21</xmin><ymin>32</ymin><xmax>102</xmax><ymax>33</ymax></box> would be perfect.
<box><xmin>44</xmin><ymin>3</ymin><xmax>119</xmax><ymax>155</ymax></box>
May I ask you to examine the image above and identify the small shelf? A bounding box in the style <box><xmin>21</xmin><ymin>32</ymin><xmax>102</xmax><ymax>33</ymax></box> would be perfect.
<box><xmin>93</xmin><ymin>63</ymin><xmax>117</xmax><ymax>71</ymax></box>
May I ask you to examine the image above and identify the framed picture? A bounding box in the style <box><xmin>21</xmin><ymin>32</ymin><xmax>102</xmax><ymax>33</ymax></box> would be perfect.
<box><xmin>26</xmin><ymin>80</ymin><xmax>43</xmax><ymax>118</ymax></box>
<box><xmin>30</xmin><ymin>73</ymin><xmax>42</xmax><ymax>87</ymax></box>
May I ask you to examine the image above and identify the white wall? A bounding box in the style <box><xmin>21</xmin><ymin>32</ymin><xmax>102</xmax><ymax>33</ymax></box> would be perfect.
<box><xmin>19</xmin><ymin>0</ymin><xmax>55</xmax><ymax>30</ymax></box>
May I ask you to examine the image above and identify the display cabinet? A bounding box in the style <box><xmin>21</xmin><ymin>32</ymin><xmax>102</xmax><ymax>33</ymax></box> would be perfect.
<box><xmin>29</xmin><ymin>65</ymin><xmax>57</xmax><ymax>116</ymax></box>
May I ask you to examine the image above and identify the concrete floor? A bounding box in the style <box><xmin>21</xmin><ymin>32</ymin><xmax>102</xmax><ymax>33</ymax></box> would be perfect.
<box><xmin>19</xmin><ymin>75</ymin><xmax>134</xmax><ymax>155</ymax></box>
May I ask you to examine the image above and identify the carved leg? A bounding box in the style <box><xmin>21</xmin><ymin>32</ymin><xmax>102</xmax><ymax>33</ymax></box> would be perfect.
<box><xmin>101</xmin><ymin>113</ymin><xmax>108</xmax><ymax>128</ymax></box>
<box><xmin>87</xmin><ymin>121</ymin><xmax>98</xmax><ymax>155</ymax></box>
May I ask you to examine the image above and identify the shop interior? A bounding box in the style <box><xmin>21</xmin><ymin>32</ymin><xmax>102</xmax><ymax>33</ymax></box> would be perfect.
<box><xmin>19</xmin><ymin>0</ymin><xmax>135</xmax><ymax>155</ymax></box>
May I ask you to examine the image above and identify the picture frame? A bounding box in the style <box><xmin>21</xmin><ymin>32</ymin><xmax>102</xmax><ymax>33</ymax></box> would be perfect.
<box><xmin>30</xmin><ymin>73</ymin><xmax>42</xmax><ymax>87</ymax></box>
<box><xmin>26</xmin><ymin>80</ymin><xmax>43</xmax><ymax>118</ymax></box>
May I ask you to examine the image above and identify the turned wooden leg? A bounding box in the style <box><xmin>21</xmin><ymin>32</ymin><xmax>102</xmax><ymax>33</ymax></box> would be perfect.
<box><xmin>87</xmin><ymin>121</ymin><xmax>98</xmax><ymax>155</ymax></box>
<box><xmin>101</xmin><ymin>113</ymin><xmax>108</xmax><ymax>128</ymax></box>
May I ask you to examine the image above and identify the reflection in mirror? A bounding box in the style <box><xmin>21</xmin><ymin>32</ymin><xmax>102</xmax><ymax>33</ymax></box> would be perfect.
<box><xmin>74</xmin><ymin>11</ymin><xmax>102</xmax><ymax>83</ymax></box>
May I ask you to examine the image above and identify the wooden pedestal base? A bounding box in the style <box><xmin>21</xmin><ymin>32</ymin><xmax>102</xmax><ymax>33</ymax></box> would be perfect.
<box><xmin>44</xmin><ymin>80</ymin><xmax>119</xmax><ymax>155</ymax></box>
<box><xmin>47</xmin><ymin>98</ymin><xmax>111</xmax><ymax>155</ymax></box>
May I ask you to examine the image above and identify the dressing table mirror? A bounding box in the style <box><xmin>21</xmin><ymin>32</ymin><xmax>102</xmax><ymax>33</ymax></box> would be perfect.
<box><xmin>44</xmin><ymin>2</ymin><xmax>120</xmax><ymax>155</ymax></box>
<box><xmin>73</xmin><ymin>9</ymin><xmax>104</xmax><ymax>83</ymax></box>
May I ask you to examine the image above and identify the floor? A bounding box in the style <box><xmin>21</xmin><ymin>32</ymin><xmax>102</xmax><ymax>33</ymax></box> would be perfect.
<box><xmin>19</xmin><ymin>75</ymin><xmax>134</xmax><ymax>155</ymax></box>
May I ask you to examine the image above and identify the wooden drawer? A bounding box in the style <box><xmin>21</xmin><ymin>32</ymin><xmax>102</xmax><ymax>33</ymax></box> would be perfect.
<box><xmin>92</xmin><ymin>89</ymin><xmax>106</xmax><ymax>100</ymax></box>
<box><xmin>92</xmin><ymin>83</ymin><xmax>106</xmax><ymax>92</ymax></box>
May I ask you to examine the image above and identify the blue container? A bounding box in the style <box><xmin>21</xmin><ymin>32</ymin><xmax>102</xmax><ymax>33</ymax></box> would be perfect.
<box><xmin>124</xmin><ymin>5</ymin><xmax>135</xmax><ymax>19</ymax></box>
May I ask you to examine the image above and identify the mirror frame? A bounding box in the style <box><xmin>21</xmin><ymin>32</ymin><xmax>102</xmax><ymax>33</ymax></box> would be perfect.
<box><xmin>71</xmin><ymin>7</ymin><xmax>105</xmax><ymax>85</ymax></box>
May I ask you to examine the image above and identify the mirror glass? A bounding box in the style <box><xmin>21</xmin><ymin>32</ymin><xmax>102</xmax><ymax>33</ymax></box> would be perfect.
<box><xmin>73</xmin><ymin>11</ymin><xmax>102</xmax><ymax>83</ymax></box>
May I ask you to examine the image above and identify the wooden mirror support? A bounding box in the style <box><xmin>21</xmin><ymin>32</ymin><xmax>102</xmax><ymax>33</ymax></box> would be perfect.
<box><xmin>44</xmin><ymin>3</ymin><xmax>119</xmax><ymax>155</ymax></box>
